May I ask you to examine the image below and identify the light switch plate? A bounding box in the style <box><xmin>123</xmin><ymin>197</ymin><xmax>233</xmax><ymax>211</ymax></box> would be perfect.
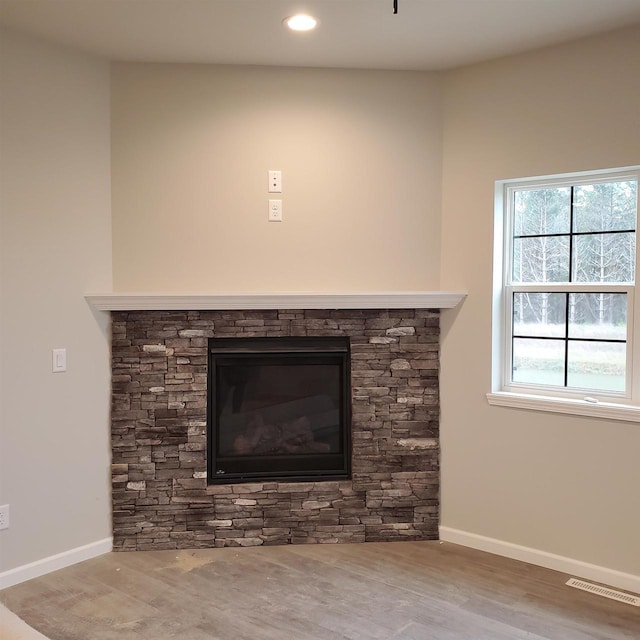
<box><xmin>268</xmin><ymin>170</ymin><xmax>282</xmax><ymax>193</ymax></box>
<box><xmin>52</xmin><ymin>348</ymin><xmax>67</xmax><ymax>372</ymax></box>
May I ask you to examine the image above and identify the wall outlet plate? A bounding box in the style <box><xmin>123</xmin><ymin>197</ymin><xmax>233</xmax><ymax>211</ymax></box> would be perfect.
<box><xmin>0</xmin><ymin>504</ymin><xmax>9</xmax><ymax>530</ymax></box>
<box><xmin>268</xmin><ymin>199</ymin><xmax>283</xmax><ymax>222</ymax></box>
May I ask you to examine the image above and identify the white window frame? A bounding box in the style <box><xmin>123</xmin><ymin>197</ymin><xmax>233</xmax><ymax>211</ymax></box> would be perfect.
<box><xmin>488</xmin><ymin>166</ymin><xmax>640</xmax><ymax>422</ymax></box>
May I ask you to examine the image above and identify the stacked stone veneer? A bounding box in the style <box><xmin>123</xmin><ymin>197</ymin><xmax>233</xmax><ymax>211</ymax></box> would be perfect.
<box><xmin>111</xmin><ymin>309</ymin><xmax>440</xmax><ymax>550</ymax></box>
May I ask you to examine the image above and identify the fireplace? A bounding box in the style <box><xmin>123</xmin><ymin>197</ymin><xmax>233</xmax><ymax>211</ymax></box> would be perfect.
<box><xmin>208</xmin><ymin>337</ymin><xmax>351</xmax><ymax>483</ymax></box>
<box><xmin>110</xmin><ymin>308</ymin><xmax>441</xmax><ymax>550</ymax></box>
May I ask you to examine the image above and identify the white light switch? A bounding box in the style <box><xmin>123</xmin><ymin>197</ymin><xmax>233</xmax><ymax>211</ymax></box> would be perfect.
<box><xmin>52</xmin><ymin>348</ymin><xmax>67</xmax><ymax>373</ymax></box>
<box><xmin>268</xmin><ymin>199</ymin><xmax>283</xmax><ymax>222</ymax></box>
<box><xmin>268</xmin><ymin>170</ymin><xmax>282</xmax><ymax>193</ymax></box>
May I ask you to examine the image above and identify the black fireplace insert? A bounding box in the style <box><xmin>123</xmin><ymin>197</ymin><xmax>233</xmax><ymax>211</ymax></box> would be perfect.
<box><xmin>207</xmin><ymin>336</ymin><xmax>351</xmax><ymax>484</ymax></box>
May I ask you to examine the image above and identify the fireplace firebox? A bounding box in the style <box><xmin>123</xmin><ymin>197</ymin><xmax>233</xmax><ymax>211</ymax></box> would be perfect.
<box><xmin>207</xmin><ymin>337</ymin><xmax>351</xmax><ymax>484</ymax></box>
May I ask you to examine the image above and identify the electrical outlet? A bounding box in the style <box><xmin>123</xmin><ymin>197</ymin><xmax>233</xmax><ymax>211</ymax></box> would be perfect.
<box><xmin>0</xmin><ymin>504</ymin><xmax>9</xmax><ymax>530</ymax></box>
<box><xmin>268</xmin><ymin>199</ymin><xmax>283</xmax><ymax>222</ymax></box>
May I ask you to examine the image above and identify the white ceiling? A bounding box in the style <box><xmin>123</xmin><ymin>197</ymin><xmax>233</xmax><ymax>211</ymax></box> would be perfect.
<box><xmin>1</xmin><ymin>0</ymin><xmax>640</xmax><ymax>71</ymax></box>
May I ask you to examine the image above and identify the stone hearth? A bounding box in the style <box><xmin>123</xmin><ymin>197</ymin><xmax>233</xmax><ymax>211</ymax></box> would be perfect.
<box><xmin>111</xmin><ymin>308</ymin><xmax>440</xmax><ymax>550</ymax></box>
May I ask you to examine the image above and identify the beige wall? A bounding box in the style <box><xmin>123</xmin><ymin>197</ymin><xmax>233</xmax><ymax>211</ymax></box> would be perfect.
<box><xmin>440</xmin><ymin>25</ymin><xmax>640</xmax><ymax>576</ymax></box>
<box><xmin>0</xmin><ymin>30</ymin><xmax>112</xmax><ymax>572</ymax></box>
<box><xmin>111</xmin><ymin>64</ymin><xmax>442</xmax><ymax>293</ymax></box>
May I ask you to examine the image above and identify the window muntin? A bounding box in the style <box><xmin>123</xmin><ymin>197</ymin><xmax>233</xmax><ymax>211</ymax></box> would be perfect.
<box><xmin>501</xmin><ymin>171</ymin><xmax>639</xmax><ymax>401</ymax></box>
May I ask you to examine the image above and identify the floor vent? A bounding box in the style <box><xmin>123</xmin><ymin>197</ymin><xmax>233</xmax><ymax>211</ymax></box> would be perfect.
<box><xmin>566</xmin><ymin>578</ymin><xmax>640</xmax><ymax>606</ymax></box>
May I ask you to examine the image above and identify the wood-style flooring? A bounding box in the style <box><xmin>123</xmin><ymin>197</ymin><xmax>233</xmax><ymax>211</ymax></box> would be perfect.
<box><xmin>1</xmin><ymin>541</ymin><xmax>638</xmax><ymax>639</ymax></box>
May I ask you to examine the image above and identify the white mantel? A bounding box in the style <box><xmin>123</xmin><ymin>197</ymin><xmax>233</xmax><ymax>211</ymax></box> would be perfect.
<box><xmin>85</xmin><ymin>291</ymin><xmax>467</xmax><ymax>311</ymax></box>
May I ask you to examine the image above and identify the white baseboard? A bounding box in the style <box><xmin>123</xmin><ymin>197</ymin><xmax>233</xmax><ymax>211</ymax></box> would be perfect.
<box><xmin>0</xmin><ymin>537</ymin><xmax>112</xmax><ymax>590</ymax></box>
<box><xmin>439</xmin><ymin>526</ymin><xmax>640</xmax><ymax>595</ymax></box>
<box><xmin>3</xmin><ymin>530</ymin><xmax>638</xmax><ymax>596</ymax></box>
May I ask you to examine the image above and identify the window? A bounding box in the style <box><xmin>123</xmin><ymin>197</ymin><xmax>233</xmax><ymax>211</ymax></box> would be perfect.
<box><xmin>489</xmin><ymin>167</ymin><xmax>640</xmax><ymax>420</ymax></box>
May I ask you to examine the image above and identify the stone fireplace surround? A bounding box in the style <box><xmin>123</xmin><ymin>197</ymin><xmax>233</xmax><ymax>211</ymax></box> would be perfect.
<box><xmin>99</xmin><ymin>293</ymin><xmax>464</xmax><ymax>551</ymax></box>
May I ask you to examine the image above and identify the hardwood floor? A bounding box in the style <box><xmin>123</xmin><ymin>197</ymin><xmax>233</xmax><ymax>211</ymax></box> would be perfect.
<box><xmin>1</xmin><ymin>541</ymin><xmax>638</xmax><ymax>639</ymax></box>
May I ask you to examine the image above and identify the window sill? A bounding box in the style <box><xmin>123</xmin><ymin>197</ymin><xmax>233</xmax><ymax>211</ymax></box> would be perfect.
<box><xmin>486</xmin><ymin>391</ymin><xmax>640</xmax><ymax>423</ymax></box>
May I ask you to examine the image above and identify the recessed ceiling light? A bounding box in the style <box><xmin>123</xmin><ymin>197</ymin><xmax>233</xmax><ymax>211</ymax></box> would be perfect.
<box><xmin>284</xmin><ymin>14</ymin><xmax>318</xmax><ymax>32</ymax></box>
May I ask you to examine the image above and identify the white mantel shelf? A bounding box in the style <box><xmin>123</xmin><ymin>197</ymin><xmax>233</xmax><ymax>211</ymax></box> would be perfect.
<box><xmin>85</xmin><ymin>292</ymin><xmax>467</xmax><ymax>311</ymax></box>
